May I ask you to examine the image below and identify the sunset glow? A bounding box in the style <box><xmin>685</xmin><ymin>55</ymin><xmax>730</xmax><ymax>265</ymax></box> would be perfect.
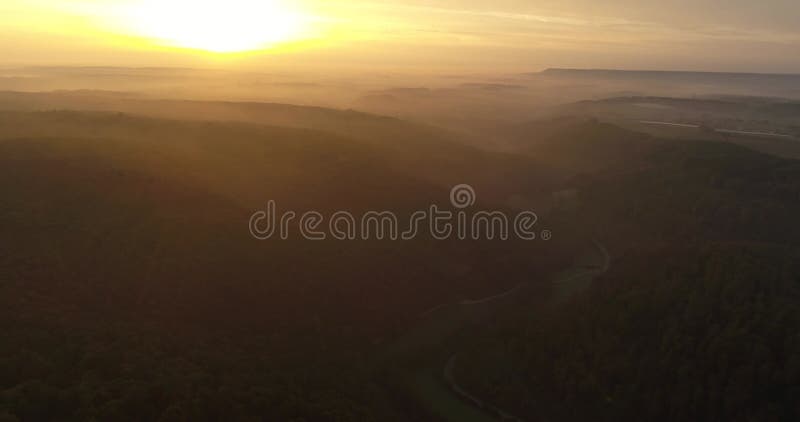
<box><xmin>121</xmin><ymin>0</ymin><xmax>309</xmax><ymax>53</ymax></box>
<box><xmin>1</xmin><ymin>0</ymin><xmax>799</xmax><ymax>71</ymax></box>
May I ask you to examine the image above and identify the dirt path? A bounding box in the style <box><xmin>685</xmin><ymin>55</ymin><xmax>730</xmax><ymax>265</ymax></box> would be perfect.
<box><xmin>441</xmin><ymin>240</ymin><xmax>610</xmax><ymax>421</ymax></box>
<box><xmin>395</xmin><ymin>240</ymin><xmax>610</xmax><ymax>421</ymax></box>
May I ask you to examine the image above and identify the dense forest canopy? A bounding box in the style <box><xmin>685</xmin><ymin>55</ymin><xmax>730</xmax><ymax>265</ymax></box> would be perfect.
<box><xmin>1</xmin><ymin>88</ymin><xmax>799</xmax><ymax>421</ymax></box>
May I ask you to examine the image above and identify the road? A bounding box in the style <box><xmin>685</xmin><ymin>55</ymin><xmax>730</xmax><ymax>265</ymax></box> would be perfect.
<box><xmin>639</xmin><ymin>120</ymin><xmax>796</xmax><ymax>139</ymax></box>
<box><xmin>395</xmin><ymin>240</ymin><xmax>610</xmax><ymax>421</ymax></box>
<box><xmin>441</xmin><ymin>240</ymin><xmax>610</xmax><ymax>421</ymax></box>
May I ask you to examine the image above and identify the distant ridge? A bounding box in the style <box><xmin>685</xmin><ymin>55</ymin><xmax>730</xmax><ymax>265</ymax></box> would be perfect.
<box><xmin>540</xmin><ymin>68</ymin><xmax>800</xmax><ymax>78</ymax></box>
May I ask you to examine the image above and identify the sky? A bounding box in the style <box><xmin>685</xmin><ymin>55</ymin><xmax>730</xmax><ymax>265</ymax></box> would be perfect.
<box><xmin>1</xmin><ymin>0</ymin><xmax>799</xmax><ymax>72</ymax></box>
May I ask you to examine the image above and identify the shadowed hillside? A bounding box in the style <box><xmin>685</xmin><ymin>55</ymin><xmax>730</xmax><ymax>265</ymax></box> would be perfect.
<box><xmin>456</xmin><ymin>140</ymin><xmax>800</xmax><ymax>422</ymax></box>
<box><xmin>0</xmin><ymin>110</ymin><xmax>569</xmax><ymax>421</ymax></box>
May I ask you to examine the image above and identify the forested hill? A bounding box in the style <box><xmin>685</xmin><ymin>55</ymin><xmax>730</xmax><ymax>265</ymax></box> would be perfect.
<box><xmin>457</xmin><ymin>139</ymin><xmax>800</xmax><ymax>421</ymax></box>
<box><xmin>0</xmin><ymin>110</ymin><xmax>566</xmax><ymax>421</ymax></box>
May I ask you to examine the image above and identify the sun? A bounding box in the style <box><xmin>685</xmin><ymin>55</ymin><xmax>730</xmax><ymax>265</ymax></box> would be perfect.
<box><xmin>124</xmin><ymin>0</ymin><xmax>308</xmax><ymax>53</ymax></box>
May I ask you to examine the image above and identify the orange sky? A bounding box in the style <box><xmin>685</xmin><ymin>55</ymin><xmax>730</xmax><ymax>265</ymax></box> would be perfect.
<box><xmin>2</xmin><ymin>0</ymin><xmax>799</xmax><ymax>72</ymax></box>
